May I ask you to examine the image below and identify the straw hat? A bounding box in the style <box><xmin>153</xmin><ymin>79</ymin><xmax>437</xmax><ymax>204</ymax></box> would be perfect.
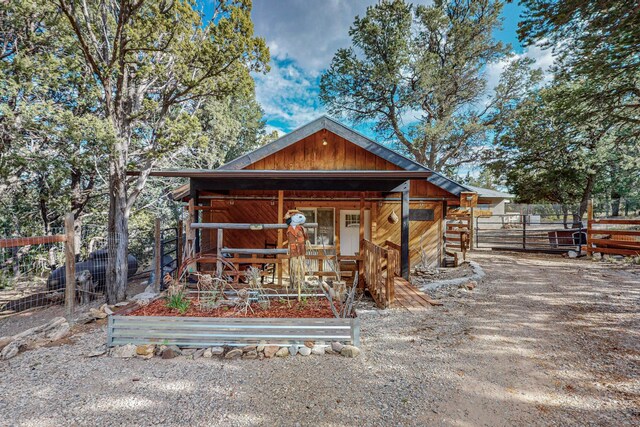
<box><xmin>284</xmin><ymin>209</ymin><xmax>303</xmax><ymax>220</ymax></box>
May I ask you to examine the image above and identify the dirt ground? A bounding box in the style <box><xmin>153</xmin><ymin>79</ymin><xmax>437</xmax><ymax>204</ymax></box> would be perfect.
<box><xmin>0</xmin><ymin>251</ymin><xmax>638</xmax><ymax>426</ymax></box>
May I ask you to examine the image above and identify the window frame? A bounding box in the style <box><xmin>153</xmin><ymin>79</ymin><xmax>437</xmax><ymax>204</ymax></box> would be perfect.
<box><xmin>297</xmin><ymin>207</ymin><xmax>335</xmax><ymax>247</ymax></box>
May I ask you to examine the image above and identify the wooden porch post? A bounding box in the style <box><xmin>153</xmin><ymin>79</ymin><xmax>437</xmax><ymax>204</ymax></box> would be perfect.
<box><xmin>358</xmin><ymin>193</ymin><xmax>366</xmax><ymax>288</ymax></box>
<box><xmin>277</xmin><ymin>190</ymin><xmax>284</xmax><ymax>286</ymax></box>
<box><xmin>401</xmin><ymin>182</ymin><xmax>410</xmax><ymax>279</ymax></box>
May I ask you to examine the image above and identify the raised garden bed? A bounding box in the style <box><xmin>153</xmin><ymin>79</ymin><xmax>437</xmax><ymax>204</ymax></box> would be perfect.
<box><xmin>107</xmin><ymin>297</ymin><xmax>360</xmax><ymax>348</ymax></box>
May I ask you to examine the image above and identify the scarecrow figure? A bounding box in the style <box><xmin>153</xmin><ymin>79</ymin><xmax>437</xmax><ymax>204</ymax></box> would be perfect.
<box><xmin>284</xmin><ymin>209</ymin><xmax>308</xmax><ymax>300</ymax></box>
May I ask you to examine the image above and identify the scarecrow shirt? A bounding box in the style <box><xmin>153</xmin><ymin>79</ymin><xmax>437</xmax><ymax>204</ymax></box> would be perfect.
<box><xmin>286</xmin><ymin>225</ymin><xmax>308</xmax><ymax>257</ymax></box>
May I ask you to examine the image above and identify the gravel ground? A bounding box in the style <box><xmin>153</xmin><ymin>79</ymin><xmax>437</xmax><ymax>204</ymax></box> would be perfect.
<box><xmin>0</xmin><ymin>251</ymin><xmax>638</xmax><ymax>426</ymax></box>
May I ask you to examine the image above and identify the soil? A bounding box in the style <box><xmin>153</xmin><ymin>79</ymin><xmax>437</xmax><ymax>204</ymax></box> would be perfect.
<box><xmin>126</xmin><ymin>297</ymin><xmax>337</xmax><ymax>318</ymax></box>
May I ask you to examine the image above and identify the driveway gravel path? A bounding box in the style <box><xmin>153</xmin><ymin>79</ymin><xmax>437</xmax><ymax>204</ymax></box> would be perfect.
<box><xmin>0</xmin><ymin>252</ymin><xmax>638</xmax><ymax>426</ymax></box>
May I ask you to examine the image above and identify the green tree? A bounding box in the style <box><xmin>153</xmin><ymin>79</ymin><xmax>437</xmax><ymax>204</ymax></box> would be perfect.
<box><xmin>490</xmin><ymin>78</ymin><xmax>638</xmax><ymax>222</ymax></box>
<box><xmin>518</xmin><ymin>0</ymin><xmax>640</xmax><ymax>128</ymax></box>
<box><xmin>53</xmin><ymin>0</ymin><xmax>269</xmax><ymax>302</ymax></box>
<box><xmin>320</xmin><ymin>0</ymin><xmax>534</xmax><ymax>172</ymax></box>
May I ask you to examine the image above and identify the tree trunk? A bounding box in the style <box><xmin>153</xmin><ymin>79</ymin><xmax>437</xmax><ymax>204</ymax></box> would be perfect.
<box><xmin>576</xmin><ymin>173</ymin><xmax>596</xmax><ymax>226</ymax></box>
<box><xmin>611</xmin><ymin>191</ymin><xmax>621</xmax><ymax>217</ymax></box>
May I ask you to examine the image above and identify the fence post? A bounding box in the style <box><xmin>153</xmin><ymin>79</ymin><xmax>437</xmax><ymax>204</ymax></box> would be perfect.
<box><xmin>154</xmin><ymin>218</ymin><xmax>161</xmax><ymax>292</ymax></box>
<box><xmin>64</xmin><ymin>213</ymin><xmax>76</xmax><ymax>321</ymax></box>
<box><xmin>522</xmin><ymin>214</ymin><xmax>527</xmax><ymax>250</ymax></box>
<box><xmin>176</xmin><ymin>219</ymin><xmax>183</xmax><ymax>272</ymax></box>
<box><xmin>586</xmin><ymin>199</ymin><xmax>593</xmax><ymax>257</ymax></box>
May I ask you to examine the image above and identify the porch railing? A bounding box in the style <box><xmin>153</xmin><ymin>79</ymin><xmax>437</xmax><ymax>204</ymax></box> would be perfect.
<box><xmin>361</xmin><ymin>239</ymin><xmax>399</xmax><ymax>308</ymax></box>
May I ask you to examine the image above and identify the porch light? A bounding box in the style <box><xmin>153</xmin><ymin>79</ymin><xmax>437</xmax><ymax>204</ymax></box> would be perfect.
<box><xmin>322</xmin><ymin>138</ymin><xmax>328</xmax><ymax>146</ymax></box>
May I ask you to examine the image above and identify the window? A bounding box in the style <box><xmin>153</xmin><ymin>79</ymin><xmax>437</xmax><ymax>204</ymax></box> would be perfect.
<box><xmin>345</xmin><ymin>213</ymin><xmax>360</xmax><ymax>227</ymax></box>
<box><xmin>298</xmin><ymin>208</ymin><xmax>334</xmax><ymax>246</ymax></box>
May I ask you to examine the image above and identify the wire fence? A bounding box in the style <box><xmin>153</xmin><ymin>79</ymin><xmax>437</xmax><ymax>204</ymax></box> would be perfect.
<box><xmin>0</xmin><ymin>223</ymin><xmax>149</xmax><ymax>317</ymax></box>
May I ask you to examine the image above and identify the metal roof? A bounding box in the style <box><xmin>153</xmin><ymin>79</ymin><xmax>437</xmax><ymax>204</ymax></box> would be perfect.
<box><xmin>464</xmin><ymin>184</ymin><xmax>515</xmax><ymax>199</ymax></box>
<box><xmin>128</xmin><ymin>169</ymin><xmax>432</xmax><ymax>179</ymax></box>
<box><xmin>217</xmin><ymin>115</ymin><xmax>429</xmax><ymax>172</ymax></box>
<box><xmin>426</xmin><ymin>172</ymin><xmax>472</xmax><ymax>197</ymax></box>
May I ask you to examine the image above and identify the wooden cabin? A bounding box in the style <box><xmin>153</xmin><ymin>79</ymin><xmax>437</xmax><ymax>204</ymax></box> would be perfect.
<box><xmin>142</xmin><ymin>116</ymin><xmax>476</xmax><ymax>307</ymax></box>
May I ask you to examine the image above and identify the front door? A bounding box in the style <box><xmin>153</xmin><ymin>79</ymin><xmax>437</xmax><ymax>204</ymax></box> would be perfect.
<box><xmin>339</xmin><ymin>210</ymin><xmax>370</xmax><ymax>256</ymax></box>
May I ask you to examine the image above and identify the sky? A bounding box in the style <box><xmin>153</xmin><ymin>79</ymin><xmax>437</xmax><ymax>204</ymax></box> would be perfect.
<box><xmin>246</xmin><ymin>0</ymin><xmax>554</xmax><ymax>137</ymax></box>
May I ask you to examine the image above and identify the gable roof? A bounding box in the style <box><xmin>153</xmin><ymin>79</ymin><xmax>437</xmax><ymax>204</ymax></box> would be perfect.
<box><xmin>464</xmin><ymin>184</ymin><xmax>514</xmax><ymax>199</ymax></box>
<box><xmin>217</xmin><ymin>115</ymin><xmax>428</xmax><ymax>172</ymax></box>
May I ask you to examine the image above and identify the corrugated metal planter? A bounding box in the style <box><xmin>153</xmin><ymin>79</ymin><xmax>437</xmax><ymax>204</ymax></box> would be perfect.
<box><xmin>107</xmin><ymin>314</ymin><xmax>360</xmax><ymax>348</ymax></box>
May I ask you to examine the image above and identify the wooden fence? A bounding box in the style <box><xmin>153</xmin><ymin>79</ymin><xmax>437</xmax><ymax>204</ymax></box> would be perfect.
<box><xmin>586</xmin><ymin>202</ymin><xmax>640</xmax><ymax>257</ymax></box>
<box><xmin>0</xmin><ymin>213</ymin><xmax>76</xmax><ymax>318</ymax></box>
<box><xmin>361</xmin><ymin>239</ymin><xmax>398</xmax><ymax>308</ymax></box>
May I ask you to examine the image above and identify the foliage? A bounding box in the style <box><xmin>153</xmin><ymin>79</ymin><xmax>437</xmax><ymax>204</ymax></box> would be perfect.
<box><xmin>166</xmin><ymin>291</ymin><xmax>191</xmax><ymax>315</ymax></box>
<box><xmin>518</xmin><ymin>0</ymin><xmax>640</xmax><ymax>129</ymax></box>
<box><xmin>489</xmin><ymin>77</ymin><xmax>639</xmax><ymax>219</ymax></box>
<box><xmin>320</xmin><ymin>0</ymin><xmax>537</xmax><ymax>172</ymax></box>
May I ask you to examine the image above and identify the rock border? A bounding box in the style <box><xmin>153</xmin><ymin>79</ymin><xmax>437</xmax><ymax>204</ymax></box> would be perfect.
<box><xmin>109</xmin><ymin>341</ymin><xmax>361</xmax><ymax>360</ymax></box>
<box><xmin>417</xmin><ymin>261</ymin><xmax>485</xmax><ymax>292</ymax></box>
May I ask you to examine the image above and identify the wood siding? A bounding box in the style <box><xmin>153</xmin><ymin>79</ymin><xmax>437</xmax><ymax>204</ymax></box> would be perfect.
<box><xmin>245</xmin><ymin>130</ymin><xmax>402</xmax><ymax>171</ymax></box>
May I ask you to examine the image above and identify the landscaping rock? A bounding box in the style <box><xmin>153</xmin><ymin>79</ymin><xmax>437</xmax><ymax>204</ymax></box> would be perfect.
<box><xmin>243</xmin><ymin>350</ymin><xmax>258</xmax><ymax>360</ymax></box>
<box><xmin>289</xmin><ymin>345</ymin><xmax>298</xmax><ymax>356</ymax></box>
<box><xmin>340</xmin><ymin>345</ymin><xmax>360</xmax><ymax>358</ymax></box>
<box><xmin>225</xmin><ymin>349</ymin><xmax>243</xmax><ymax>359</ymax></box>
<box><xmin>241</xmin><ymin>345</ymin><xmax>257</xmax><ymax>353</ymax></box>
<box><xmin>275</xmin><ymin>347</ymin><xmax>289</xmax><ymax>357</ymax></box>
<box><xmin>1</xmin><ymin>341</ymin><xmax>22</xmax><ymax>360</ymax></box>
<box><xmin>257</xmin><ymin>340</ymin><xmax>267</xmax><ymax>352</ymax></box>
<box><xmin>304</xmin><ymin>340</ymin><xmax>315</xmax><ymax>348</ymax></box>
<box><xmin>136</xmin><ymin>344</ymin><xmax>155</xmax><ymax>359</ymax></box>
<box><xmin>182</xmin><ymin>348</ymin><xmax>196</xmax><ymax>356</ymax></box>
<box><xmin>264</xmin><ymin>345</ymin><xmax>279</xmax><ymax>358</ymax></box>
<box><xmin>75</xmin><ymin>312</ymin><xmax>96</xmax><ymax>325</ymax></box>
<box><xmin>111</xmin><ymin>344</ymin><xmax>137</xmax><ymax>358</ymax></box>
<box><xmin>161</xmin><ymin>345</ymin><xmax>182</xmax><ymax>359</ymax></box>
<box><xmin>311</xmin><ymin>345</ymin><xmax>325</xmax><ymax>355</ymax></box>
<box><xmin>331</xmin><ymin>342</ymin><xmax>344</xmax><ymax>353</ymax></box>
<box><xmin>85</xmin><ymin>346</ymin><xmax>107</xmax><ymax>358</ymax></box>
<box><xmin>298</xmin><ymin>346</ymin><xmax>311</xmax><ymax>356</ymax></box>
<box><xmin>210</xmin><ymin>347</ymin><xmax>225</xmax><ymax>356</ymax></box>
<box><xmin>0</xmin><ymin>336</ymin><xmax>12</xmax><ymax>352</ymax></box>
<box><xmin>203</xmin><ymin>348</ymin><xmax>213</xmax><ymax>358</ymax></box>
<box><xmin>46</xmin><ymin>323</ymin><xmax>70</xmax><ymax>341</ymax></box>
<box><xmin>101</xmin><ymin>304</ymin><xmax>114</xmax><ymax>315</ymax></box>
<box><xmin>89</xmin><ymin>308</ymin><xmax>108</xmax><ymax>319</ymax></box>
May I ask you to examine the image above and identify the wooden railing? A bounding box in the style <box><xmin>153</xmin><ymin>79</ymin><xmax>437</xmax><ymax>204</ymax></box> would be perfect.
<box><xmin>361</xmin><ymin>239</ymin><xmax>399</xmax><ymax>308</ymax></box>
<box><xmin>586</xmin><ymin>200</ymin><xmax>640</xmax><ymax>257</ymax></box>
<box><xmin>444</xmin><ymin>215</ymin><xmax>471</xmax><ymax>265</ymax></box>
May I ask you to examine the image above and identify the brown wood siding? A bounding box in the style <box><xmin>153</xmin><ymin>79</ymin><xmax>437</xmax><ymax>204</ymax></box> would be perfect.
<box><xmin>245</xmin><ymin>130</ymin><xmax>403</xmax><ymax>171</ymax></box>
<box><xmin>409</xmin><ymin>179</ymin><xmax>456</xmax><ymax>198</ymax></box>
<box><xmin>375</xmin><ymin>201</ymin><xmax>443</xmax><ymax>269</ymax></box>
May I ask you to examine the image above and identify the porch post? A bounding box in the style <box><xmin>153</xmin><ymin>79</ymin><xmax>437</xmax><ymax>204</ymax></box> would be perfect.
<box><xmin>401</xmin><ymin>181</ymin><xmax>410</xmax><ymax>279</ymax></box>
<box><xmin>277</xmin><ymin>190</ymin><xmax>284</xmax><ymax>286</ymax></box>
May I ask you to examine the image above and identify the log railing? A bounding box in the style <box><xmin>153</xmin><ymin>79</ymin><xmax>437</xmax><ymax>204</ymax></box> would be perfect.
<box><xmin>361</xmin><ymin>239</ymin><xmax>398</xmax><ymax>308</ymax></box>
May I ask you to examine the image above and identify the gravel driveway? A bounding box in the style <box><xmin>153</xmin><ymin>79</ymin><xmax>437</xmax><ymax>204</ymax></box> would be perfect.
<box><xmin>1</xmin><ymin>252</ymin><xmax>638</xmax><ymax>426</ymax></box>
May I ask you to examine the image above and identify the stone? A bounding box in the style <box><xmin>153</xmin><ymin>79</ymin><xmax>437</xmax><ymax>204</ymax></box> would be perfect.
<box><xmin>241</xmin><ymin>345</ymin><xmax>256</xmax><ymax>353</ymax></box>
<box><xmin>182</xmin><ymin>348</ymin><xmax>197</xmax><ymax>356</ymax></box>
<box><xmin>203</xmin><ymin>348</ymin><xmax>213</xmax><ymax>358</ymax></box>
<box><xmin>264</xmin><ymin>345</ymin><xmax>279</xmax><ymax>358</ymax></box>
<box><xmin>311</xmin><ymin>345</ymin><xmax>325</xmax><ymax>355</ymax></box>
<box><xmin>568</xmin><ymin>250</ymin><xmax>579</xmax><ymax>258</ymax></box>
<box><xmin>161</xmin><ymin>345</ymin><xmax>182</xmax><ymax>359</ymax></box>
<box><xmin>111</xmin><ymin>344</ymin><xmax>137</xmax><ymax>358</ymax></box>
<box><xmin>275</xmin><ymin>347</ymin><xmax>289</xmax><ymax>357</ymax></box>
<box><xmin>331</xmin><ymin>342</ymin><xmax>344</xmax><ymax>353</ymax></box>
<box><xmin>298</xmin><ymin>346</ymin><xmax>311</xmax><ymax>356</ymax></box>
<box><xmin>114</xmin><ymin>301</ymin><xmax>129</xmax><ymax>307</ymax></box>
<box><xmin>243</xmin><ymin>350</ymin><xmax>258</xmax><ymax>359</ymax></box>
<box><xmin>75</xmin><ymin>312</ymin><xmax>95</xmax><ymax>325</ymax></box>
<box><xmin>46</xmin><ymin>323</ymin><xmax>70</xmax><ymax>341</ymax></box>
<box><xmin>85</xmin><ymin>346</ymin><xmax>107</xmax><ymax>358</ymax></box>
<box><xmin>136</xmin><ymin>344</ymin><xmax>155</xmax><ymax>359</ymax></box>
<box><xmin>289</xmin><ymin>345</ymin><xmax>298</xmax><ymax>356</ymax></box>
<box><xmin>225</xmin><ymin>349</ymin><xmax>242</xmax><ymax>359</ymax></box>
<box><xmin>210</xmin><ymin>347</ymin><xmax>225</xmax><ymax>356</ymax></box>
<box><xmin>1</xmin><ymin>341</ymin><xmax>21</xmax><ymax>360</ymax></box>
<box><xmin>340</xmin><ymin>345</ymin><xmax>361</xmax><ymax>358</ymax></box>
<box><xmin>193</xmin><ymin>349</ymin><xmax>205</xmax><ymax>359</ymax></box>
<box><xmin>325</xmin><ymin>347</ymin><xmax>336</xmax><ymax>355</ymax></box>
<box><xmin>89</xmin><ymin>308</ymin><xmax>108</xmax><ymax>319</ymax></box>
<box><xmin>0</xmin><ymin>336</ymin><xmax>13</xmax><ymax>352</ymax></box>
<box><xmin>304</xmin><ymin>340</ymin><xmax>315</xmax><ymax>348</ymax></box>
<box><xmin>101</xmin><ymin>303</ymin><xmax>114</xmax><ymax>315</ymax></box>
<box><xmin>257</xmin><ymin>340</ymin><xmax>267</xmax><ymax>353</ymax></box>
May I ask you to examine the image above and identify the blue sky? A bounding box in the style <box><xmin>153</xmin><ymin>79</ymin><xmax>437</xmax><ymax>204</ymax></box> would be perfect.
<box><xmin>207</xmin><ymin>0</ymin><xmax>550</xmax><ymax>142</ymax></box>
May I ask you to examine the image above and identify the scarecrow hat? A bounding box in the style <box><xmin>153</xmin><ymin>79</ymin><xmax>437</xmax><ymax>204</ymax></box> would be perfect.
<box><xmin>284</xmin><ymin>209</ymin><xmax>303</xmax><ymax>220</ymax></box>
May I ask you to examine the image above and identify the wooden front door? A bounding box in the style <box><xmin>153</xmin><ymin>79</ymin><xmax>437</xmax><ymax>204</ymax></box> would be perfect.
<box><xmin>339</xmin><ymin>210</ymin><xmax>370</xmax><ymax>256</ymax></box>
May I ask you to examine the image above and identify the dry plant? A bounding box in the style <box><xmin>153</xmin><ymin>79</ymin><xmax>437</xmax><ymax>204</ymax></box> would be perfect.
<box><xmin>318</xmin><ymin>271</ymin><xmax>360</xmax><ymax>318</ymax></box>
<box><xmin>194</xmin><ymin>273</ymin><xmax>228</xmax><ymax>311</ymax></box>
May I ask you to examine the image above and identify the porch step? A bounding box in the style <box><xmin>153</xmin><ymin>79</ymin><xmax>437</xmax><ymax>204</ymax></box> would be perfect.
<box><xmin>392</xmin><ymin>277</ymin><xmax>442</xmax><ymax>311</ymax></box>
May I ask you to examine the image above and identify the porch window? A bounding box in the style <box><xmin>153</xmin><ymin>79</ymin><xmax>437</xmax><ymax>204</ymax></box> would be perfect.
<box><xmin>298</xmin><ymin>208</ymin><xmax>335</xmax><ymax>246</ymax></box>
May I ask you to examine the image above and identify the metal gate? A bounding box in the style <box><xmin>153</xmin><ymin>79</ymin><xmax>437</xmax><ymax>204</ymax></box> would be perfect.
<box><xmin>475</xmin><ymin>214</ymin><xmax>586</xmax><ymax>253</ymax></box>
